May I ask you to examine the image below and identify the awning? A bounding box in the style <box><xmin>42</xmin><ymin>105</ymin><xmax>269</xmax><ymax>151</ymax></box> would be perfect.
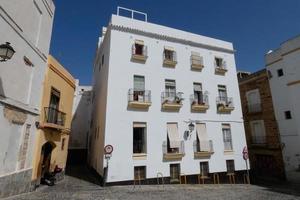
<box><xmin>133</xmin><ymin>123</ymin><xmax>146</xmax><ymax>128</ymax></box>
<box><xmin>191</xmin><ymin>51</ymin><xmax>200</xmax><ymax>56</ymax></box>
<box><xmin>167</xmin><ymin>123</ymin><xmax>180</xmax><ymax>148</ymax></box>
<box><xmin>135</xmin><ymin>39</ymin><xmax>144</xmax><ymax>45</ymax></box>
<box><xmin>196</xmin><ymin>123</ymin><xmax>209</xmax><ymax>151</ymax></box>
<box><xmin>164</xmin><ymin>46</ymin><xmax>174</xmax><ymax>51</ymax></box>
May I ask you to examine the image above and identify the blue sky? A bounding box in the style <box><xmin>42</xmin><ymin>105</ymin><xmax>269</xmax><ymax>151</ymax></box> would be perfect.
<box><xmin>50</xmin><ymin>0</ymin><xmax>300</xmax><ymax>85</ymax></box>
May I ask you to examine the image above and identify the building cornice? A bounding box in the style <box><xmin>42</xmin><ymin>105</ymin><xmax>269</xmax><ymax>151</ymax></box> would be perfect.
<box><xmin>109</xmin><ymin>24</ymin><xmax>235</xmax><ymax>54</ymax></box>
<box><xmin>48</xmin><ymin>63</ymin><xmax>76</xmax><ymax>89</ymax></box>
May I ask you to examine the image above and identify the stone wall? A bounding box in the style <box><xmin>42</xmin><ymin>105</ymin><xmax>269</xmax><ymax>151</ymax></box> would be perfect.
<box><xmin>0</xmin><ymin>169</ymin><xmax>33</xmax><ymax>198</ymax></box>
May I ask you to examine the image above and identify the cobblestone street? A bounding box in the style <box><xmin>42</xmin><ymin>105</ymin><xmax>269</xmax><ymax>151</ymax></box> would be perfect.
<box><xmin>4</xmin><ymin>166</ymin><xmax>300</xmax><ymax>200</ymax></box>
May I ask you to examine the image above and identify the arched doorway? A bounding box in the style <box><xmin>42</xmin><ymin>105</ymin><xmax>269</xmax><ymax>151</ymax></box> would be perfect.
<box><xmin>38</xmin><ymin>141</ymin><xmax>55</xmax><ymax>185</ymax></box>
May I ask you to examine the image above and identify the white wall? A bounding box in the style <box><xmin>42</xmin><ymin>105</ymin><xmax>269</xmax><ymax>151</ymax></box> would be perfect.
<box><xmin>266</xmin><ymin>36</ymin><xmax>300</xmax><ymax>181</ymax></box>
<box><xmin>0</xmin><ymin>0</ymin><xmax>54</xmax><ymax>176</ymax></box>
<box><xmin>69</xmin><ymin>81</ymin><xmax>92</xmax><ymax>150</ymax></box>
<box><xmin>92</xmin><ymin>15</ymin><xmax>247</xmax><ymax>183</ymax></box>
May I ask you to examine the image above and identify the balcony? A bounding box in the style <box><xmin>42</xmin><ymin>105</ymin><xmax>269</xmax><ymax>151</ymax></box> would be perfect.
<box><xmin>163</xmin><ymin>51</ymin><xmax>177</xmax><ymax>67</ymax></box>
<box><xmin>128</xmin><ymin>89</ymin><xmax>151</xmax><ymax>109</ymax></box>
<box><xmin>191</xmin><ymin>55</ymin><xmax>204</xmax><ymax>71</ymax></box>
<box><xmin>216</xmin><ymin>97</ymin><xmax>234</xmax><ymax>113</ymax></box>
<box><xmin>131</xmin><ymin>44</ymin><xmax>148</xmax><ymax>62</ymax></box>
<box><xmin>214</xmin><ymin>62</ymin><xmax>227</xmax><ymax>75</ymax></box>
<box><xmin>190</xmin><ymin>93</ymin><xmax>209</xmax><ymax>112</ymax></box>
<box><xmin>161</xmin><ymin>92</ymin><xmax>183</xmax><ymax>111</ymax></box>
<box><xmin>163</xmin><ymin>141</ymin><xmax>185</xmax><ymax>161</ymax></box>
<box><xmin>42</xmin><ymin>107</ymin><xmax>66</xmax><ymax>130</ymax></box>
<box><xmin>193</xmin><ymin>140</ymin><xmax>214</xmax><ymax>158</ymax></box>
<box><xmin>248</xmin><ymin>103</ymin><xmax>262</xmax><ymax>113</ymax></box>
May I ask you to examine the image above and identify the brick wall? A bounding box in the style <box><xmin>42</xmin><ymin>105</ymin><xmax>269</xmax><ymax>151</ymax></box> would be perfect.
<box><xmin>239</xmin><ymin>69</ymin><xmax>286</xmax><ymax>180</ymax></box>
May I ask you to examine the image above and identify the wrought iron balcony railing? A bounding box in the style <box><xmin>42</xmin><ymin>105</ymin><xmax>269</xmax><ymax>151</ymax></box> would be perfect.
<box><xmin>162</xmin><ymin>141</ymin><xmax>185</xmax><ymax>155</ymax></box>
<box><xmin>161</xmin><ymin>91</ymin><xmax>183</xmax><ymax>104</ymax></box>
<box><xmin>44</xmin><ymin>107</ymin><xmax>66</xmax><ymax>126</ymax></box>
<box><xmin>216</xmin><ymin>96</ymin><xmax>234</xmax><ymax>108</ymax></box>
<box><xmin>131</xmin><ymin>44</ymin><xmax>148</xmax><ymax>57</ymax></box>
<box><xmin>190</xmin><ymin>93</ymin><xmax>209</xmax><ymax>106</ymax></box>
<box><xmin>128</xmin><ymin>89</ymin><xmax>151</xmax><ymax>103</ymax></box>
<box><xmin>193</xmin><ymin>140</ymin><xmax>214</xmax><ymax>153</ymax></box>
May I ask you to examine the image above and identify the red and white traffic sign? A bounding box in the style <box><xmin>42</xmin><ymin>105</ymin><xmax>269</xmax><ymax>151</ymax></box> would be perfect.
<box><xmin>104</xmin><ymin>144</ymin><xmax>113</xmax><ymax>155</ymax></box>
<box><xmin>242</xmin><ymin>146</ymin><xmax>248</xmax><ymax>160</ymax></box>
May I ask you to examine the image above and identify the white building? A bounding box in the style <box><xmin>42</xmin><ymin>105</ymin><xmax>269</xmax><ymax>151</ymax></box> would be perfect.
<box><xmin>0</xmin><ymin>0</ymin><xmax>55</xmax><ymax>197</ymax></box>
<box><xmin>265</xmin><ymin>35</ymin><xmax>300</xmax><ymax>182</ymax></box>
<box><xmin>69</xmin><ymin>80</ymin><xmax>92</xmax><ymax>164</ymax></box>
<box><xmin>90</xmin><ymin>10</ymin><xmax>247</xmax><ymax>184</ymax></box>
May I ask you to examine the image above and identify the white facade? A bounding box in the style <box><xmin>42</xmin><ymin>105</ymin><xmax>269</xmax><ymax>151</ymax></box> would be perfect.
<box><xmin>90</xmin><ymin>14</ymin><xmax>247</xmax><ymax>183</ymax></box>
<box><xmin>266</xmin><ymin>35</ymin><xmax>300</xmax><ymax>182</ymax></box>
<box><xmin>69</xmin><ymin>80</ymin><xmax>92</xmax><ymax>151</ymax></box>
<box><xmin>0</xmin><ymin>0</ymin><xmax>55</xmax><ymax>196</ymax></box>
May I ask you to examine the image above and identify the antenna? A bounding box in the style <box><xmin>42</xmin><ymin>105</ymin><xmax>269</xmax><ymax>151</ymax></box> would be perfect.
<box><xmin>117</xmin><ymin>6</ymin><xmax>148</xmax><ymax>22</ymax></box>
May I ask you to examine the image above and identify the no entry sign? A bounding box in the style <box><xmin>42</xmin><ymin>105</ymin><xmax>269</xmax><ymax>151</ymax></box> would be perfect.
<box><xmin>104</xmin><ymin>144</ymin><xmax>113</xmax><ymax>155</ymax></box>
<box><xmin>242</xmin><ymin>146</ymin><xmax>248</xmax><ymax>160</ymax></box>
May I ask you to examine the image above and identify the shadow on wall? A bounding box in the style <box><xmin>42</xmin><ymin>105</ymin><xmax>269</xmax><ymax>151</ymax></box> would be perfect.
<box><xmin>0</xmin><ymin>77</ymin><xmax>5</xmax><ymax>98</ymax></box>
<box><xmin>68</xmin><ymin>90</ymin><xmax>92</xmax><ymax>165</ymax></box>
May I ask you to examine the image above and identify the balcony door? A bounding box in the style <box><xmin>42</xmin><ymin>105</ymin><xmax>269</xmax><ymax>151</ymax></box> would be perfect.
<box><xmin>170</xmin><ymin>164</ymin><xmax>180</xmax><ymax>183</ymax></box>
<box><xmin>165</xmin><ymin>79</ymin><xmax>176</xmax><ymax>98</ymax></box>
<box><xmin>218</xmin><ymin>85</ymin><xmax>227</xmax><ymax>101</ymax></box>
<box><xmin>48</xmin><ymin>88</ymin><xmax>60</xmax><ymax>123</ymax></box>
<box><xmin>193</xmin><ymin>83</ymin><xmax>203</xmax><ymax>104</ymax></box>
<box><xmin>133</xmin><ymin>75</ymin><xmax>145</xmax><ymax>101</ymax></box>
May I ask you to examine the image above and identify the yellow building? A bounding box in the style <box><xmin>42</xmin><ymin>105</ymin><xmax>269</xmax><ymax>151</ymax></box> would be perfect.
<box><xmin>32</xmin><ymin>55</ymin><xmax>75</xmax><ymax>185</ymax></box>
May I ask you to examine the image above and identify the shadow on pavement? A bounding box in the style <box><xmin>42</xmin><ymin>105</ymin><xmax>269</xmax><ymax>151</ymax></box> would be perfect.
<box><xmin>256</xmin><ymin>181</ymin><xmax>300</xmax><ymax>197</ymax></box>
<box><xmin>65</xmin><ymin>164</ymin><xmax>102</xmax><ymax>186</ymax></box>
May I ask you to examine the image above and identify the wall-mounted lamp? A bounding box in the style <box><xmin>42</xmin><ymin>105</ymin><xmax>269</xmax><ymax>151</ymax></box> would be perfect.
<box><xmin>188</xmin><ymin>122</ymin><xmax>195</xmax><ymax>132</ymax></box>
<box><xmin>0</xmin><ymin>42</ymin><xmax>15</xmax><ymax>62</ymax></box>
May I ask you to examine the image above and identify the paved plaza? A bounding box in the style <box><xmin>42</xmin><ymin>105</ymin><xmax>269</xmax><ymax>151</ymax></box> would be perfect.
<box><xmin>4</xmin><ymin>166</ymin><xmax>300</xmax><ymax>200</ymax></box>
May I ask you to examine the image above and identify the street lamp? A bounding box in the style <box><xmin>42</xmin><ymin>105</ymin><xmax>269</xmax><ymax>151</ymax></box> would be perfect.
<box><xmin>0</xmin><ymin>42</ymin><xmax>15</xmax><ymax>62</ymax></box>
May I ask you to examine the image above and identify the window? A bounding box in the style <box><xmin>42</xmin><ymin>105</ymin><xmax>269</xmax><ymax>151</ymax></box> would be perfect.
<box><xmin>48</xmin><ymin>88</ymin><xmax>60</xmax><ymax>124</ymax></box>
<box><xmin>218</xmin><ymin>85</ymin><xmax>227</xmax><ymax>101</ymax></box>
<box><xmin>200</xmin><ymin>162</ymin><xmax>209</xmax><ymax>177</ymax></box>
<box><xmin>284</xmin><ymin>111</ymin><xmax>292</xmax><ymax>119</ymax></box>
<box><xmin>246</xmin><ymin>89</ymin><xmax>261</xmax><ymax>113</ymax></box>
<box><xmin>193</xmin><ymin>83</ymin><xmax>203</xmax><ymax>104</ymax></box>
<box><xmin>61</xmin><ymin>138</ymin><xmax>66</xmax><ymax>150</ymax></box>
<box><xmin>164</xmin><ymin>47</ymin><xmax>176</xmax><ymax>62</ymax></box>
<box><xmin>165</xmin><ymin>79</ymin><xmax>176</xmax><ymax>98</ymax></box>
<box><xmin>250</xmin><ymin>120</ymin><xmax>266</xmax><ymax>144</ymax></box>
<box><xmin>133</xmin><ymin>76</ymin><xmax>145</xmax><ymax>101</ymax></box>
<box><xmin>226</xmin><ymin>160</ymin><xmax>235</xmax><ymax>174</ymax></box>
<box><xmin>18</xmin><ymin>124</ymin><xmax>31</xmax><ymax>170</ymax></box>
<box><xmin>133</xmin><ymin>123</ymin><xmax>147</xmax><ymax>154</ymax></box>
<box><xmin>134</xmin><ymin>166</ymin><xmax>146</xmax><ymax>180</ymax></box>
<box><xmin>191</xmin><ymin>51</ymin><xmax>203</xmax><ymax>66</ymax></box>
<box><xmin>215</xmin><ymin>57</ymin><xmax>223</xmax><ymax>68</ymax></box>
<box><xmin>170</xmin><ymin>164</ymin><xmax>180</xmax><ymax>182</ymax></box>
<box><xmin>277</xmin><ymin>69</ymin><xmax>284</xmax><ymax>77</ymax></box>
<box><xmin>222</xmin><ymin>124</ymin><xmax>233</xmax><ymax>151</ymax></box>
<box><xmin>101</xmin><ymin>54</ymin><xmax>104</xmax><ymax>65</ymax></box>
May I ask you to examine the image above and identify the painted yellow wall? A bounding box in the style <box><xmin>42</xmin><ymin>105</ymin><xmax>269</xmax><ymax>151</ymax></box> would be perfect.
<box><xmin>32</xmin><ymin>55</ymin><xmax>75</xmax><ymax>181</ymax></box>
